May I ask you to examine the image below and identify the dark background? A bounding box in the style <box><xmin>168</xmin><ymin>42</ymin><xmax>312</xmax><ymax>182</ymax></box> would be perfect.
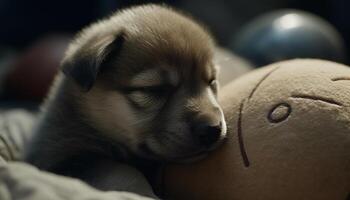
<box><xmin>1</xmin><ymin>0</ymin><xmax>349</xmax><ymax>50</ymax></box>
<box><xmin>0</xmin><ymin>0</ymin><xmax>349</xmax><ymax>105</ymax></box>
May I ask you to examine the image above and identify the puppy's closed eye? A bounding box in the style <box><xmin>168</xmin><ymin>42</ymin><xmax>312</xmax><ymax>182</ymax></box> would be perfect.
<box><xmin>129</xmin><ymin>91</ymin><xmax>157</xmax><ymax>109</ymax></box>
<box><xmin>135</xmin><ymin>85</ymin><xmax>172</xmax><ymax>95</ymax></box>
<box><xmin>127</xmin><ymin>85</ymin><xmax>172</xmax><ymax>110</ymax></box>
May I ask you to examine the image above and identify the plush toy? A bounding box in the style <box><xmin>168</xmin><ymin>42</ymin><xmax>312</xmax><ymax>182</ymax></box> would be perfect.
<box><xmin>159</xmin><ymin>59</ymin><xmax>350</xmax><ymax>200</ymax></box>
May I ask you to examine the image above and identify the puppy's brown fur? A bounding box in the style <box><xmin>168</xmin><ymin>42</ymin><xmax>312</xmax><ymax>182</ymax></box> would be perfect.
<box><xmin>24</xmin><ymin>4</ymin><xmax>226</xmax><ymax>186</ymax></box>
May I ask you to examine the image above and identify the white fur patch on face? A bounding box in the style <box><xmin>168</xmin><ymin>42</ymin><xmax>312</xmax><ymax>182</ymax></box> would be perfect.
<box><xmin>207</xmin><ymin>87</ymin><xmax>219</xmax><ymax>109</ymax></box>
<box><xmin>213</xmin><ymin>64</ymin><xmax>220</xmax><ymax>75</ymax></box>
<box><xmin>220</xmin><ymin>110</ymin><xmax>227</xmax><ymax>136</ymax></box>
<box><xmin>207</xmin><ymin>87</ymin><xmax>227</xmax><ymax>137</ymax></box>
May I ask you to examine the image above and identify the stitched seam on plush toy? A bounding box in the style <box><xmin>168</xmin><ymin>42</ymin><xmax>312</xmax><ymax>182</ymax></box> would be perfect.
<box><xmin>331</xmin><ymin>77</ymin><xmax>350</xmax><ymax>81</ymax></box>
<box><xmin>248</xmin><ymin>66</ymin><xmax>280</xmax><ymax>100</ymax></box>
<box><xmin>291</xmin><ymin>94</ymin><xmax>342</xmax><ymax>107</ymax></box>
<box><xmin>238</xmin><ymin>100</ymin><xmax>250</xmax><ymax>167</ymax></box>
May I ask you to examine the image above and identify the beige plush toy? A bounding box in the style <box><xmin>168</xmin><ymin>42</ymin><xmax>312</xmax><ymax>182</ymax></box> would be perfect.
<box><xmin>159</xmin><ymin>59</ymin><xmax>350</xmax><ymax>200</ymax></box>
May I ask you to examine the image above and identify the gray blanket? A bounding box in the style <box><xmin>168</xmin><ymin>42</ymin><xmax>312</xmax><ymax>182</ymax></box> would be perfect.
<box><xmin>0</xmin><ymin>110</ymin><xmax>157</xmax><ymax>200</ymax></box>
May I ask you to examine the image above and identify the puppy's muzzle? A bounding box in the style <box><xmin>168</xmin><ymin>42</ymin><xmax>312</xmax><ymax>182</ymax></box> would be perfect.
<box><xmin>193</xmin><ymin>122</ymin><xmax>222</xmax><ymax>147</ymax></box>
<box><xmin>191</xmin><ymin>107</ymin><xmax>226</xmax><ymax>148</ymax></box>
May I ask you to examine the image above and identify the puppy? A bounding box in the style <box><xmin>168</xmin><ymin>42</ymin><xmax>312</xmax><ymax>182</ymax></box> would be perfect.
<box><xmin>24</xmin><ymin>4</ymin><xmax>226</xmax><ymax>182</ymax></box>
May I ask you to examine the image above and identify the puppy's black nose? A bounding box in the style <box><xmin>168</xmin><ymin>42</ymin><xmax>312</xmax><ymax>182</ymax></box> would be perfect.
<box><xmin>195</xmin><ymin>124</ymin><xmax>222</xmax><ymax>147</ymax></box>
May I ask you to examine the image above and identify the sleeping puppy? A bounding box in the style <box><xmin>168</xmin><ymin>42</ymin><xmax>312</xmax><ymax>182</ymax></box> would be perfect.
<box><xmin>24</xmin><ymin>4</ymin><xmax>226</xmax><ymax>182</ymax></box>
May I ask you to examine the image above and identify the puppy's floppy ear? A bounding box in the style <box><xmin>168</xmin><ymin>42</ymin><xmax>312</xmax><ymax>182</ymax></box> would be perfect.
<box><xmin>61</xmin><ymin>31</ymin><xmax>125</xmax><ymax>91</ymax></box>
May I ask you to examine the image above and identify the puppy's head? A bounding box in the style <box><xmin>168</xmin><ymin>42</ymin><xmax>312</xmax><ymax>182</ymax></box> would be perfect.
<box><xmin>62</xmin><ymin>5</ymin><xmax>226</xmax><ymax>162</ymax></box>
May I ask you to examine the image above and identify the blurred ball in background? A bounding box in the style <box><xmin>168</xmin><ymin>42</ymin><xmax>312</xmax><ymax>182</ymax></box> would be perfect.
<box><xmin>4</xmin><ymin>35</ymin><xmax>70</xmax><ymax>101</ymax></box>
<box><xmin>231</xmin><ymin>10</ymin><xmax>346</xmax><ymax>66</ymax></box>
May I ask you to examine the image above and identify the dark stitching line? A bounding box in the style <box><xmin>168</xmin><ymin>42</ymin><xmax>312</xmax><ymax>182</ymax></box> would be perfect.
<box><xmin>291</xmin><ymin>94</ymin><xmax>342</xmax><ymax>107</ymax></box>
<box><xmin>239</xmin><ymin>66</ymin><xmax>280</xmax><ymax>167</ymax></box>
<box><xmin>248</xmin><ymin>66</ymin><xmax>280</xmax><ymax>100</ymax></box>
<box><xmin>238</xmin><ymin>100</ymin><xmax>250</xmax><ymax>167</ymax></box>
<box><xmin>331</xmin><ymin>77</ymin><xmax>350</xmax><ymax>81</ymax></box>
